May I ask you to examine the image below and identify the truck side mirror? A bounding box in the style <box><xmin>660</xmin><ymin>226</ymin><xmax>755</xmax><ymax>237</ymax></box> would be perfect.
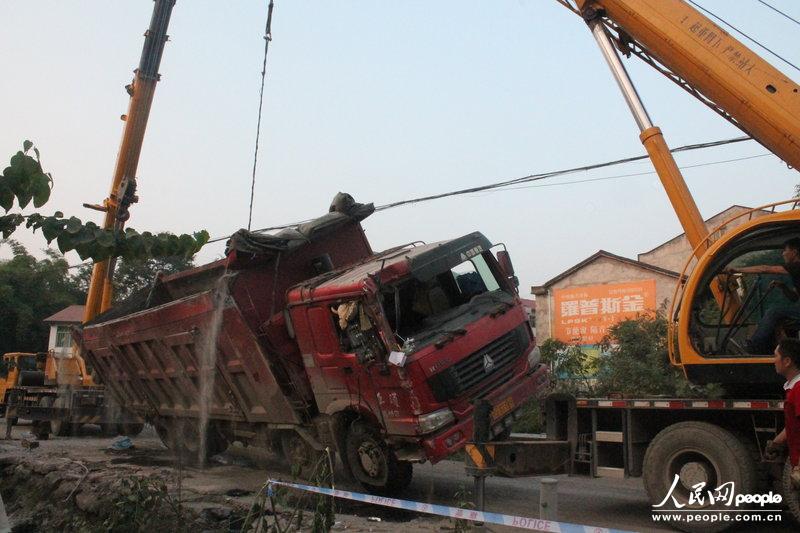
<box><xmin>496</xmin><ymin>250</ymin><xmax>519</xmax><ymax>289</ymax></box>
<box><xmin>497</xmin><ymin>250</ymin><xmax>515</xmax><ymax>277</ymax></box>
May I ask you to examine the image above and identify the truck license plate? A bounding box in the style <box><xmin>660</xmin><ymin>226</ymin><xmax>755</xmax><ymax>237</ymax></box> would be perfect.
<box><xmin>491</xmin><ymin>397</ymin><xmax>514</xmax><ymax>421</ymax></box>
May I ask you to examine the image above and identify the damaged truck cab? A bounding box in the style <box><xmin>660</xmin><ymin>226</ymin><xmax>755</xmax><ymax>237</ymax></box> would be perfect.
<box><xmin>288</xmin><ymin>232</ymin><xmax>547</xmax><ymax>489</ymax></box>
<box><xmin>77</xmin><ymin>196</ymin><xmax>547</xmax><ymax>495</ymax></box>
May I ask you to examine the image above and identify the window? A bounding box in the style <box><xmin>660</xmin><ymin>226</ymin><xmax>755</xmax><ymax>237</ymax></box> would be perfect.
<box><xmin>383</xmin><ymin>252</ymin><xmax>507</xmax><ymax>340</ymax></box>
<box><xmin>55</xmin><ymin>325</ymin><xmax>72</xmax><ymax>348</ymax></box>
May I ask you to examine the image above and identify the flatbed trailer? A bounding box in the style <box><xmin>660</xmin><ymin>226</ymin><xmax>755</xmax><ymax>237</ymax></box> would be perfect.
<box><xmin>3</xmin><ymin>385</ymin><xmax>143</xmax><ymax>440</ymax></box>
<box><xmin>541</xmin><ymin>394</ymin><xmax>799</xmax><ymax>528</ymax></box>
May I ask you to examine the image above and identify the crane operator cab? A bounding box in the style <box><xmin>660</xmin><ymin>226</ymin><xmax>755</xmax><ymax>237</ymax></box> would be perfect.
<box><xmin>671</xmin><ymin>204</ymin><xmax>800</xmax><ymax>394</ymax></box>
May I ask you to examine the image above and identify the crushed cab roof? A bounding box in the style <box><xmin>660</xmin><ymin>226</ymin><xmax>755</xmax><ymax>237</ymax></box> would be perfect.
<box><xmin>299</xmin><ymin>232</ymin><xmax>492</xmax><ymax>293</ymax></box>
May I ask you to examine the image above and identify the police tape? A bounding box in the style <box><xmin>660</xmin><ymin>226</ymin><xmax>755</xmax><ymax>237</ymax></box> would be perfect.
<box><xmin>267</xmin><ymin>479</ymin><xmax>635</xmax><ymax>533</ymax></box>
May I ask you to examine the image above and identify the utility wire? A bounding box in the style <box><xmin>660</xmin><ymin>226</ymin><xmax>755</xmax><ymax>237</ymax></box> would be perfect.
<box><xmin>757</xmin><ymin>0</ymin><xmax>800</xmax><ymax>27</ymax></box>
<box><xmin>687</xmin><ymin>0</ymin><xmax>800</xmax><ymax>74</ymax></box>
<box><xmin>371</xmin><ymin>136</ymin><xmax>752</xmax><ymax>212</ymax></box>
<box><xmin>247</xmin><ymin>0</ymin><xmax>275</xmax><ymax>231</ymax></box>
<box><xmin>491</xmin><ymin>153</ymin><xmax>770</xmax><ymax>193</ymax></box>
<box><xmin>204</xmin><ymin>136</ymin><xmax>754</xmax><ymax>244</ymax></box>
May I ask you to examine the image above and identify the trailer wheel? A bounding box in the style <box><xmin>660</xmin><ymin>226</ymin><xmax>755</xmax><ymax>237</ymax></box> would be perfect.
<box><xmin>32</xmin><ymin>397</ymin><xmax>52</xmax><ymax>440</ymax></box>
<box><xmin>643</xmin><ymin>421</ymin><xmax>756</xmax><ymax>533</ymax></box>
<box><xmin>34</xmin><ymin>396</ymin><xmax>77</xmax><ymax>440</ymax></box>
<box><xmin>281</xmin><ymin>432</ymin><xmax>326</xmax><ymax>480</ymax></box>
<box><xmin>50</xmin><ymin>395</ymin><xmax>75</xmax><ymax>437</ymax></box>
<box><xmin>345</xmin><ymin>421</ymin><xmax>412</xmax><ymax>496</ymax></box>
<box><xmin>782</xmin><ymin>460</ymin><xmax>800</xmax><ymax>526</ymax></box>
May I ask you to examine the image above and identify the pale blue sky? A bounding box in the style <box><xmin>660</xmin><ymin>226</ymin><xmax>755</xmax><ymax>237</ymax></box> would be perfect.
<box><xmin>1</xmin><ymin>0</ymin><xmax>798</xmax><ymax>294</ymax></box>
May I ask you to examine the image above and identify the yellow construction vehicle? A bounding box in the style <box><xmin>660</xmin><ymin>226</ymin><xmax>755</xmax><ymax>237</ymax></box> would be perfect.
<box><xmin>528</xmin><ymin>1</ymin><xmax>800</xmax><ymax>525</ymax></box>
<box><xmin>0</xmin><ymin>353</ymin><xmax>47</xmax><ymax>410</ymax></box>
<box><xmin>2</xmin><ymin>0</ymin><xmax>174</xmax><ymax>440</ymax></box>
<box><xmin>564</xmin><ymin>0</ymin><xmax>800</xmax><ymax>390</ymax></box>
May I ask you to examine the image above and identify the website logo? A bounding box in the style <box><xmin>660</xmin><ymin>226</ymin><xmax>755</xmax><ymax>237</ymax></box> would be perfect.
<box><xmin>652</xmin><ymin>475</ymin><xmax>782</xmax><ymax>527</ymax></box>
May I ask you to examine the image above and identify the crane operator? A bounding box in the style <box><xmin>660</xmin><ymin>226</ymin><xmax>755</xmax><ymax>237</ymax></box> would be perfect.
<box><xmin>729</xmin><ymin>238</ymin><xmax>800</xmax><ymax>354</ymax></box>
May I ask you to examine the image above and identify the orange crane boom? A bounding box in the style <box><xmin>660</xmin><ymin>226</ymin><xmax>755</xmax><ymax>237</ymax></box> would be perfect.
<box><xmin>575</xmin><ymin>0</ymin><xmax>800</xmax><ymax>169</ymax></box>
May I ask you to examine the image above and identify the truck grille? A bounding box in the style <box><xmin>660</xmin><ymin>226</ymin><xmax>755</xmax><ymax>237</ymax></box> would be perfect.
<box><xmin>429</xmin><ymin>325</ymin><xmax>526</xmax><ymax>403</ymax></box>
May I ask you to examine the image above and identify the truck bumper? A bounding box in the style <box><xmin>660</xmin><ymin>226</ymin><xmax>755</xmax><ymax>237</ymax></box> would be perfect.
<box><xmin>421</xmin><ymin>362</ymin><xmax>550</xmax><ymax>463</ymax></box>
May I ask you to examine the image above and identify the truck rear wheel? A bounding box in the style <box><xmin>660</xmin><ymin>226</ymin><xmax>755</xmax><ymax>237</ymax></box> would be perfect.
<box><xmin>281</xmin><ymin>432</ymin><xmax>326</xmax><ymax>480</ymax></box>
<box><xmin>345</xmin><ymin>421</ymin><xmax>412</xmax><ymax>496</ymax></box>
<box><xmin>155</xmin><ymin>418</ymin><xmax>228</xmax><ymax>463</ymax></box>
<box><xmin>118</xmin><ymin>422</ymin><xmax>145</xmax><ymax>437</ymax></box>
<box><xmin>782</xmin><ymin>460</ymin><xmax>800</xmax><ymax>525</ymax></box>
<box><xmin>643</xmin><ymin>421</ymin><xmax>756</xmax><ymax>533</ymax></box>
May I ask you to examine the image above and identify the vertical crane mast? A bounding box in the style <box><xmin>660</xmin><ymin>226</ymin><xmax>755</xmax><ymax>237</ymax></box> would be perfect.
<box><xmin>83</xmin><ymin>0</ymin><xmax>176</xmax><ymax>323</ymax></box>
<box><xmin>581</xmin><ymin>7</ymin><xmax>710</xmax><ymax>256</ymax></box>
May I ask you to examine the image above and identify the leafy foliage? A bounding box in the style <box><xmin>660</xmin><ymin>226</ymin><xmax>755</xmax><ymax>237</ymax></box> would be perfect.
<box><xmin>104</xmin><ymin>476</ymin><xmax>185</xmax><ymax>533</ymax></box>
<box><xmin>538</xmin><ymin>313</ymin><xmax>724</xmax><ymax>398</ymax></box>
<box><xmin>539</xmin><ymin>338</ymin><xmax>598</xmax><ymax>395</ymax></box>
<box><xmin>0</xmin><ymin>240</ymin><xmax>85</xmax><ymax>355</ymax></box>
<box><xmin>74</xmin><ymin>255</ymin><xmax>195</xmax><ymax>302</ymax></box>
<box><xmin>0</xmin><ymin>141</ymin><xmax>209</xmax><ymax>261</ymax></box>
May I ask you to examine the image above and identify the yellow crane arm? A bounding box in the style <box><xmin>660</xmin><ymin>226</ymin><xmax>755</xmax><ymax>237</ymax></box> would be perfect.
<box><xmin>575</xmin><ymin>0</ymin><xmax>800</xmax><ymax>171</ymax></box>
<box><xmin>83</xmin><ymin>0</ymin><xmax>176</xmax><ymax>323</ymax></box>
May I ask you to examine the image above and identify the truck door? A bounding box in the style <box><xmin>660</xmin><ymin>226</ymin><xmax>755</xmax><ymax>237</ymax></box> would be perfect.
<box><xmin>297</xmin><ymin>301</ymin><xmax>388</xmax><ymax>419</ymax></box>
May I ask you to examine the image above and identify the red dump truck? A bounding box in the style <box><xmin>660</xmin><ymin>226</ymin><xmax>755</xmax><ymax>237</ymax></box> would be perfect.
<box><xmin>76</xmin><ymin>195</ymin><xmax>548</xmax><ymax>494</ymax></box>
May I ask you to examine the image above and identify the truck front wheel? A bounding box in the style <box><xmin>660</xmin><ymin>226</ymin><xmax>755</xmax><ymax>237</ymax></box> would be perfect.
<box><xmin>643</xmin><ymin>421</ymin><xmax>756</xmax><ymax>533</ymax></box>
<box><xmin>345</xmin><ymin>421</ymin><xmax>412</xmax><ymax>496</ymax></box>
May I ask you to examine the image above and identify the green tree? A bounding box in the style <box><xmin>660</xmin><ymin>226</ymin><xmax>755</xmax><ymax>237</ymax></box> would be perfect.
<box><xmin>596</xmin><ymin>313</ymin><xmax>723</xmax><ymax>398</ymax></box>
<box><xmin>0</xmin><ymin>240</ymin><xmax>85</xmax><ymax>356</ymax></box>
<box><xmin>0</xmin><ymin>141</ymin><xmax>208</xmax><ymax>261</ymax></box>
<box><xmin>539</xmin><ymin>337</ymin><xmax>598</xmax><ymax>395</ymax></box>
<box><xmin>74</xmin><ymin>256</ymin><xmax>194</xmax><ymax>302</ymax></box>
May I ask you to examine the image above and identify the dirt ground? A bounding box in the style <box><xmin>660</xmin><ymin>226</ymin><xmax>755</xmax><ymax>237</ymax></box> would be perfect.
<box><xmin>0</xmin><ymin>421</ymin><xmax>453</xmax><ymax>533</ymax></box>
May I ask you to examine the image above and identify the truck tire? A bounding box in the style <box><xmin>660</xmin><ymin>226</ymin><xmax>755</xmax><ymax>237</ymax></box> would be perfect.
<box><xmin>281</xmin><ymin>432</ymin><xmax>326</xmax><ymax>480</ymax></box>
<box><xmin>345</xmin><ymin>421</ymin><xmax>413</xmax><ymax>496</ymax></box>
<box><xmin>18</xmin><ymin>370</ymin><xmax>45</xmax><ymax>387</ymax></box>
<box><xmin>50</xmin><ymin>395</ymin><xmax>76</xmax><ymax>437</ymax></box>
<box><xmin>118</xmin><ymin>422</ymin><xmax>145</xmax><ymax>437</ymax></box>
<box><xmin>782</xmin><ymin>460</ymin><xmax>800</xmax><ymax>526</ymax></box>
<box><xmin>100</xmin><ymin>423</ymin><xmax>119</xmax><ymax>437</ymax></box>
<box><xmin>643</xmin><ymin>421</ymin><xmax>756</xmax><ymax>533</ymax></box>
<box><xmin>32</xmin><ymin>397</ymin><xmax>52</xmax><ymax>440</ymax></box>
<box><xmin>156</xmin><ymin>418</ymin><xmax>228</xmax><ymax>463</ymax></box>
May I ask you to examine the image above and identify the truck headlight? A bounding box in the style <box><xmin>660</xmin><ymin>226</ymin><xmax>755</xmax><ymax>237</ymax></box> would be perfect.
<box><xmin>417</xmin><ymin>408</ymin><xmax>455</xmax><ymax>434</ymax></box>
<box><xmin>528</xmin><ymin>345</ymin><xmax>541</xmax><ymax>367</ymax></box>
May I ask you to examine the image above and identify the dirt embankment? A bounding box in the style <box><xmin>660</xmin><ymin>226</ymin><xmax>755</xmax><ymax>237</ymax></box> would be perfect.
<box><xmin>0</xmin><ymin>425</ymin><xmax>447</xmax><ymax>533</ymax></box>
<box><xmin>0</xmin><ymin>450</ymin><xmax>241</xmax><ymax>531</ymax></box>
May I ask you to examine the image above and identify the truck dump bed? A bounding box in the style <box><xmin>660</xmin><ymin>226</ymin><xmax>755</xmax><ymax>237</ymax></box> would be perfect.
<box><xmin>76</xmin><ymin>197</ymin><xmax>375</xmax><ymax>426</ymax></box>
<box><xmin>79</xmin><ymin>287</ymin><xmax>302</xmax><ymax>424</ymax></box>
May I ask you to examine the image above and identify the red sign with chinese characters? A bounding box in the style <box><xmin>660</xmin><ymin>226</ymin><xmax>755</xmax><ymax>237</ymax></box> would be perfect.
<box><xmin>552</xmin><ymin>279</ymin><xmax>657</xmax><ymax>345</ymax></box>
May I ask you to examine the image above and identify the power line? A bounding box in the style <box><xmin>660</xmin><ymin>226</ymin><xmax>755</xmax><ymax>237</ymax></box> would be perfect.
<box><xmin>372</xmin><ymin>137</ymin><xmax>752</xmax><ymax>212</ymax></box>
<box><xmin>205</xmin><ymin>136</ymin><xmax>754</xmax><ymax>244</ymax></box>
<box><xmin>491</xmin><ymin>153</ymin><xmax>770</xmax><ymax>193</ymax></box>
<box><xmin>687</xmin><ymin>0</ymin><xmax>800</xmax><ymax>74</ymax></box>
<box><xmin>247</xmin><ymin>0</ymin><xmax>276</xmax><ymax>231</ymax></box>
<box><xmin>757</xmin><ymin>0</ymin><xmax>800</xmax><ymax>27</ymax></box>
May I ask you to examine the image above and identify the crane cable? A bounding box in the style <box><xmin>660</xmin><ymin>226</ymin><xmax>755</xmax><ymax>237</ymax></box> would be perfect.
<box><xmin>201</xmin><ymin>136</ymin><xmax>758</xmax><ymax>244</ymax></box>
<box><xmin>757</xmin><ymin>0</ymin><xmax>800</xmax><ymax>28</ymax></box>
<box><xmin>687</xmin><ymin>0</ymin><xmax>800</xmax><ymax>74</ymax></box>
<box><xmin>247</xmin><ymin>0</ymin><xmax>276</xmax><ymax>231</ymax></box>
